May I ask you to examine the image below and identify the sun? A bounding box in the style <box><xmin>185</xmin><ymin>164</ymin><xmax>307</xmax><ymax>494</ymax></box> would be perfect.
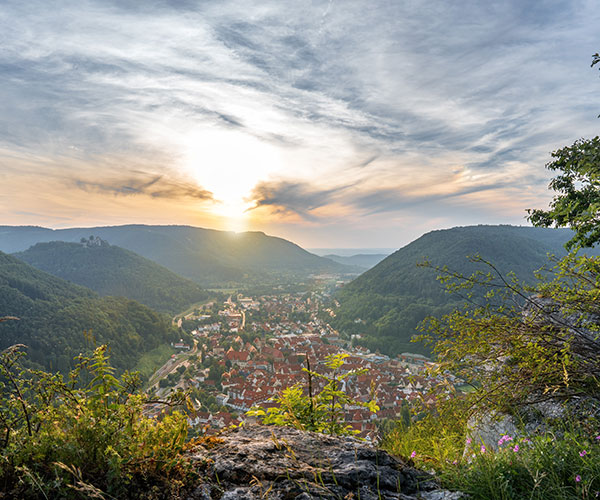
<box><xmin>182</xmin><ymin>129</ymin><xmax>281</xmax><ymax>231</ymax></box>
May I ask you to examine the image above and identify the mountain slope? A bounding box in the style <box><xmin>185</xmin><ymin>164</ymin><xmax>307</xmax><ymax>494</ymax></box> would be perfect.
<box><xmin>0</xmin><ymin>252</ymin><xmax>183</xmax><ymax>373</ymax></box>
<box><xmin>14</xmin><ymin>240</ymin><xmax>209</xmax><ymax>314</ymax></box>
<box><xmin>0</xmin><ymin>225</ymin><xmax>351</xmax><ymax>286</ymax></box>
<box><xmin>330</xmin><ymin>225</ymin><xmax>590</xmax><ymax>356</ymax></box>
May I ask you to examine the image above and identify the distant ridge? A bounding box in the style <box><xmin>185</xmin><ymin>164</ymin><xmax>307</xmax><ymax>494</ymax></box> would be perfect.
<box><xmin>330</xmin><ymin>225</ymin><xmax>593</xmax><ymax>356</ymax></box>
<box><xmin>322</xmin><ymin>253</ymin><xmax>388</xmax><ymax>270</ymax></box>
<box><xmin>0</xmin><ymin>225</ymin><xmax>352</xmax><ymax>286</ymax></box>
<box><xmin>14</xmin><ymin>240</ymin><xmax>209</xmax><ymax>314</ymax></box>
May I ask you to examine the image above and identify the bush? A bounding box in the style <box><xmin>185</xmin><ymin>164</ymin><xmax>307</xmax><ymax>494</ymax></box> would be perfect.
<box><xmin>383</xmin><ymin>252</ymin><xmax>600</xmax><ymax>498</ymax></box>
<box><xmin>420</xmin><ymin>254</ymin><xmax>600</xmax><ymax>414</ymax></box>
<box><xmin>0</xmin><ymin>344</ymin><xmax>196</xmax><ymax>499</ymax></box>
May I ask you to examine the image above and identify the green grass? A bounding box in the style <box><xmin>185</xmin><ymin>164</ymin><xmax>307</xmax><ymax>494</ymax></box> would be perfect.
<box><xmin>382</xmin><ymin>415</ymin><xmax>600</xmax><ymax>500</ymax></box>
<box><xmin>382</xmin><ymin>410</ymin><xmax>466</xmax><ymax>469</ymax></box>
<box><xmin>133</xmin><ymin>343</ymin><xmax>176</xmax><ymax>381</ymax></box>
<box><xmin>444</xmin><ymin>430</ymin><xmax>600</xmax><ymax>499</ymax></box>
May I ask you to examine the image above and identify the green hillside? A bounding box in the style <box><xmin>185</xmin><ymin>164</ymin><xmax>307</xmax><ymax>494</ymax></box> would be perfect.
<box><xmin>0</xmin><ymin>252</ymin><xmax>184</xmax><ymax>373</ymax></box>
<box><xmin>14</xmin><ymin>240</ymin><xmax>209</xmax><ymax>314</ymax></box>
<box><xmin>0</xmin><ymin>225</ymin><xmax>352</xmax><ymax>287</ymax></box>
<box><xmin>330</xmin><ymin>225</ymin><xmax>588</xmax><ymax>356</ymax></box>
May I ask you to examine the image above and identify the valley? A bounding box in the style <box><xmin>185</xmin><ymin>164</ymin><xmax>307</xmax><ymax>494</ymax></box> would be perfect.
<box><xmin>2</xmin><ymin>221</ymin><xmax>599</xmax><ymax>498</ymax></box>
<box><xmin>148</xmin><ymin>289</ymin><xmax>444</xmax><ymax>439</ymax></box>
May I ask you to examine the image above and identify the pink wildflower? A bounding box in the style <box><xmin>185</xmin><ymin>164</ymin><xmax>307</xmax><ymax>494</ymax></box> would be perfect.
<box><xmin>480</xmin><ymin>445</ymin><xmax>486</xmax><ymax>453</ymax></box>
<box><xmin>580</xmin><ymin>450</ymin><xmax>588</xmax><ymax>457</ymax></box>
<box><xmin>410</xmin><ymin>451</ymin><xmax>417</xmax><ymax>458</ymax></box>
<box><xmin>513</xmin><ymin>444</ymin><xmax>519</xmax><ymax>452</ymax></box>
<box><xmin>575</xmin><ymin>475</ymin><xmax>582</xmax><ymax>483</ymax></box>
<box><xmin>466</xmin><ymin>437</ymin><xmax>472</xmax><ymax>445</ymax></box>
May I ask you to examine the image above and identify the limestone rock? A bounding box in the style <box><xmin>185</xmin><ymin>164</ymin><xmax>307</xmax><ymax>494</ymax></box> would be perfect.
<box><xmin>189</xmin><ymin>424</ymin><xmax>465</xmax><ymax>499</ymax></box>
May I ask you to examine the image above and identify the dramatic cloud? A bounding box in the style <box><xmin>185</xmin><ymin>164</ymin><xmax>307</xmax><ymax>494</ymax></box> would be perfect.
<box><xmin>248</xmin><ymin>181</ymin><xmax>351</xmax><ymax>220</ymax></box>
<box><xmin>0</xmin><ymin>0</ymin><xmax>598</xmax><ymax>246</ymax></box>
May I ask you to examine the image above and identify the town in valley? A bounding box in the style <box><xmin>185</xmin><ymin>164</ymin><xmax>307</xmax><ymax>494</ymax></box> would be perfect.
<box><xmin>148</xmin><ymin>281</ymin><xmax>450</xmax><ymax>441</ymax></box>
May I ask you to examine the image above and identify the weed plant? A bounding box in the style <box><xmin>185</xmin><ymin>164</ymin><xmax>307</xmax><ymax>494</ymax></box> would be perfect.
<box><xmin>248</xmin><ymin>353</ymin><xmax>379</xmax><ymax>436</ymax></box>
<box><xmin>0</xmin><ymin>343</ymin><xmax>197</xmax><ymax>499</ymax></box>
<box><xmin>383</xmin><ymin>413</ymin><xmax>600</xmax><ymax>500</ymax></box>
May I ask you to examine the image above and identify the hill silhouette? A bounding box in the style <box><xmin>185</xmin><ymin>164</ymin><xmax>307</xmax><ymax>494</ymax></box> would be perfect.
<box><xmin>14</xmin><ymin>240</ymin><xmax>209</xmax><ymax>314</ymax></box>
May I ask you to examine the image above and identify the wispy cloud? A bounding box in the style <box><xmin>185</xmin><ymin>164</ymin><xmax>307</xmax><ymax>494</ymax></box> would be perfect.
<box><xmin>74</xmin><ymin>172</ymin><xmax>214</xmax><ymax>201</ymax></box>
<box><xmin>0</xmin><ymin>0</ymin><xmax>598</xmax><ymax>245</ymax></box>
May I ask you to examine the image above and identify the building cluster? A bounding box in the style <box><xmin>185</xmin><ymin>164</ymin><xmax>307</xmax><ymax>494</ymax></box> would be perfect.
<box><xmin>179</xmin><ymin>293</ymin><xmax>442</xmax><ymax>439</ymax></box>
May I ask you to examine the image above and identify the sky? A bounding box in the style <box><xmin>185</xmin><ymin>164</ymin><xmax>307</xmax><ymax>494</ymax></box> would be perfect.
<box><xmin>0</xmin><ymin>0</ymin><xmax>599</xmax><ymax>249</ymax></box>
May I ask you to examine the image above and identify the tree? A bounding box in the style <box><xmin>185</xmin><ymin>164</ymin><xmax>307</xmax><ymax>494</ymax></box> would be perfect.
<box><xmin>421</xmin><ymin>255</ymin><xmax>600</xmax><ymax>415</ymax></box>
<box><xmin>527</xmin><ymin>136</ymin><xmax>600</xmax><ymax>250</ymax></box>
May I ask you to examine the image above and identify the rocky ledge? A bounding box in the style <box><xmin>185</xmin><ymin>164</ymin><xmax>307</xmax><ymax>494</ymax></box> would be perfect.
<box><xmin>189</xmin><ymin>425</ymin><xmax>464</xmax><ymax>500</ymax></box>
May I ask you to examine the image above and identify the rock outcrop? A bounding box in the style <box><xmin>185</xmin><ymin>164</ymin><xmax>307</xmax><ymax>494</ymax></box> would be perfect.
<box><xmin>189</xmin><ymin>424</ymin><xmax>464</xmax><ymax>499</ymax></box>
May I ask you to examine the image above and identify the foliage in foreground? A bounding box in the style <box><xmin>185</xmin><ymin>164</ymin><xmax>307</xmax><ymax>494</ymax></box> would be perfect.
<box><xmin>421</xmin><ymin>252</ymin><xmax>600</xmax><ymax>415</ymax></box>
<box><xmin>528</xmin><ymin>136</ymin><xmax>600</xmax><ymax>251</ymax></box>
<box><xmin>383</xmin><ymin>414</ymin><xmax>600</xmax><ymax>500</ymax></box>
<box><xmin>248</xmin><ymin>353</ymin><xmax>379</xmax><ymax>436</ymax></box>
<box><xmin>381</xmin><ymin>250</ymin><xmax>600</xmax><ymax>499</ymax></box>
<box><xmin>0</xmin><ymin>343</ymin><xmax>196</xmax><ymax>499</ymax></box>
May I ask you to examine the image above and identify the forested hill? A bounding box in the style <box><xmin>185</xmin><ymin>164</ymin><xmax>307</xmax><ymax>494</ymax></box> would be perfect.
<box><xmin>330</xmin><ymin>225</ymin><xmax>591</xmax><ymax>356</ymax></box>
<box><xmin>14</xmin><ymin>240</ymin><xmax>209</xmax><ymax>314</ymax></box>
<box><xmin>0</xmin><ymin>225</ymin><xmax>352</xmax><ymax>286</ymax></box>
<box><xmin>0</xmin><ymin>252</ymin><xmax>183</xmax><ymax>373</ymax></box>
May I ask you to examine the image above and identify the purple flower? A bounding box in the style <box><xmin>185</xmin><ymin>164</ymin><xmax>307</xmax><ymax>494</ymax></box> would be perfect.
<box><xmin>466</xmin><ymin>437</ymin><xmax>472</xmax><ymax>445</ymax></box>
<box><xmin>480</xmin><ymin>445</ymin><xmax>486</xmax><ymax>453</ymax></box>
<box><xmin>513</xmin><ymin>444</ymin><xmax>519</xmax><ymax>452</ymax></box>
<box><xmin>410</xmin><ymin>451</ymin><xmax>417</xmax><ymax>458</ymax></box>
<box><xmin>596</xmin><ymin>435</ymin><xmax>600</xmax><ymax>441</ymax></box>
<box><xmin>580</xmin><ymin>450</ymin><xmax>588</xmax><ymax>457</ymax></box>
<box><xmin>498</xmin><ymin>435</ymin><xmax>513</xmax><ymax>446</ymax></box>
<box><xmin>575</xmin><ymin>475</ymin><xmax>582</xmax><ymax>483</ymax></box>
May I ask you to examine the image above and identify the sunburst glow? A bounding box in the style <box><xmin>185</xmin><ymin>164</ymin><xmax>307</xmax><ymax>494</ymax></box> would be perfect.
<box><xmin>182</xmin><ymin>129</ymin><xmax>281</xmax><ymax>230</ymax></box>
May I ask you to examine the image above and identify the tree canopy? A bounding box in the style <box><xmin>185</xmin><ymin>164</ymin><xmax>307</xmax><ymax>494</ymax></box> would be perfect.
<box><xmin>527</xmin><ymin>136</ymin><xmax>600</xmax><ymax>250</ymax></box>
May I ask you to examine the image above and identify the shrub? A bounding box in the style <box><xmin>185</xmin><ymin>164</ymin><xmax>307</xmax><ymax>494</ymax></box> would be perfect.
<box><xmin>420</xmin><ymin>254</ymin><xmax>600</xmax><ymax>415</ymax></box>
<box><xmin>0</xmin><ymin>344</ymin><xmax>196</xmax><ymax>499</ymax></box>
<box><xmin>248</xmin><ymin>353</ymin><xmax>379</xmax><ymax>436</ymax></box>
